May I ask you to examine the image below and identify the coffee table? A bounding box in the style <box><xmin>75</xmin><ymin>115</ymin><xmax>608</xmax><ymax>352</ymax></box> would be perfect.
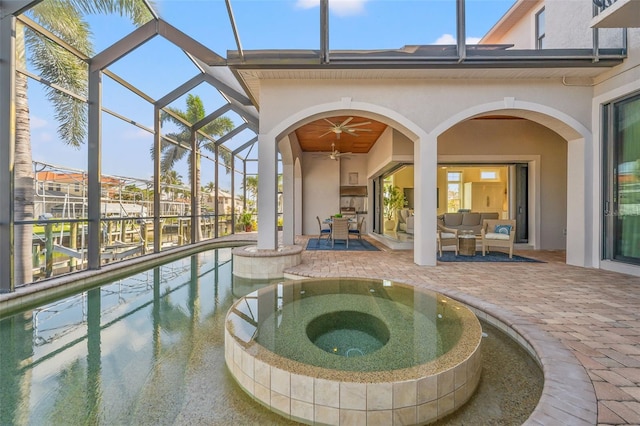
<box><xmin>458</xmin><ymin>233</ymin><xmax>477</xmax><ymax>256</ymax></box>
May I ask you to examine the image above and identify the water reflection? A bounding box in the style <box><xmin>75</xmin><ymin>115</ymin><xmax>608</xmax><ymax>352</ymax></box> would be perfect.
<box><xmin>0</xmin><ymin>248</ymin><xmax>291</xmax><ymax>425</ymax></box>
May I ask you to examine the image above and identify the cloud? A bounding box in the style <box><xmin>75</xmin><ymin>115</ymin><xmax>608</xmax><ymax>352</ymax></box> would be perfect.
<box><xmin>123</xmin><ymin>128</ymin><xmax>152</xmax><ymax>141</ymax></box>
<box><xmin>295</xmin><ymin>0</ymin><xmax>368</xmax><ymax>17</ymax></box>
<box><xmin>36</xmin><ymin>132</ymin><xmax>54</xmax><ymax>143</ymax></box>
<box><xmin>434</xmin><ymin>34</ymin><xmax>481</xmax><ymax>45</ymax></box>
<box><xmin>30</xmin><ymin>115</ymin><xmax>48</xmax><ymax>129</ymax></box>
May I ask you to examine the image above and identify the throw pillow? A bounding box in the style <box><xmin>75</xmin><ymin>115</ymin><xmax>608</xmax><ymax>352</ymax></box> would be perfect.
<box><xmin>494</xmin><ymin>224</ymin><xmax>512</xmax><ymax>235</ymax></box>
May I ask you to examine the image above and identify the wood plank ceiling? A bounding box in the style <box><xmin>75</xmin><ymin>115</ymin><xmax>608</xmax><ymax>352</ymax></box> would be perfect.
<box><xmin>293</xmin><ymin>115</ymin><xmax>523</xmax><ymax>154</ymax></box>
<box><xmin>295</xmin><ymin>116</ymin><xmax>387</xmax><ymax>153</ymax></box>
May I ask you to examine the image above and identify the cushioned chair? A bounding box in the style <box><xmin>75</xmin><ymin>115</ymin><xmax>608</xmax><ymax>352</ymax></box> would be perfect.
<box><xmin>397</xmin><ymin>208</ymin><xmax>412</xmax><ymax>232</ymax></box>
<box><xmin>316</xmin><ymin>216</ymin><xmax>331</xmax><ymax>241</ymax></box>
<box><xmin>437</xmin><ymin>224</ymin><xmax>459</xmax><ymax>256</ymax></box>
<box><xmin>481</xmin><ymin>219</ymin><xmax>516</xmax><ymax>258</ymax></box>
<box><xmin>331</xmin><ymin>217</ymin><xmax>350</xmax><ymax>248</ymax></box>
<box><xmin>349</xmin><ymin>217</ymin><xmax>365</xmax><ymax>240</ymax></box>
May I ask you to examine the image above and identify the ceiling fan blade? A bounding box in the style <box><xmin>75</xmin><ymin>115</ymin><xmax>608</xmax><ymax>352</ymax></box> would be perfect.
<box><xmin>335</xmin><ymin>151</ymin><xmax>352</xmax><ymax>157</ymax></box>
<box><xmin>339</xmin><ymin>117</ymin><xmax>354</xmax><ymax>127</ymax></box>
<box><xmin>352</xmin><ymin>128</ymin><xmax>372</xmax><ymax>132</ymax></box>
<box><xmin>323</xmin><ymin>118</ymin><xmax>338</xmax><ymax>127</ymax></box>
<box><xmin>343</xmin><ymin>121</ymin><xmax>371</xmax><ymax>128</ymax></box>
<box><xmin>318</xmin><ymin>130</ymin><xmax>334</xmax><ymax>138</ymax></box>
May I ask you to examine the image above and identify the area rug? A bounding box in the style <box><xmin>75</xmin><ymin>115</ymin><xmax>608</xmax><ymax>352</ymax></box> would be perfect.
<box><xmin>438</xmin><ymin>251</ymin><xmax>544</xmax><ymax>263</ymax></box>
<box><xmin>306</xmin><ymin>238</ymin><xmax>380</xmax><ymax>251</ymax></box>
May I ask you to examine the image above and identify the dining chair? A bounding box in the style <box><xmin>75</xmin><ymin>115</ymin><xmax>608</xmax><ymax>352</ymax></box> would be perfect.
<box><xmin>331</xmin><ymin>217</ymin><xmax>350</xmax><ymax>248</ymax></box>
<box><xmin>349</xmin><ymin>217</ymin><xmax>365</xmax><ymax>240</ymax></box>
<box><xmin>316</xmin><ymin>216</ymin><xmax>331</xmax><ymax>241</ymax></box>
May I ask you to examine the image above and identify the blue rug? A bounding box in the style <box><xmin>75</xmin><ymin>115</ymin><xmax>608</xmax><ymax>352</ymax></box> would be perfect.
<box><xmin>306</xmin><ymin>238</ymin><xmax>380</xmax><ymax>251</ymax></box>
<box><xmin>438</xmin><ymin>251</ymin><xmax>544</xmax><ymax>263</ymax></box>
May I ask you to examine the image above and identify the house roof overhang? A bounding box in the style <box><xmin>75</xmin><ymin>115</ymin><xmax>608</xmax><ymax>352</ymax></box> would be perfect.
<box><xmin>226</xmin><ymin>45</ymin><xmax>626</xmax><ymax>107</ymax></box>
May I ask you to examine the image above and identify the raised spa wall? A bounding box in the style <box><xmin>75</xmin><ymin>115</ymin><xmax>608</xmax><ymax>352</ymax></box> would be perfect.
<box><xmin>224</xmin><ymin>328</ymin><xmax>481</xmax><ymax>425</ymax></box>
<box><xmin>232</xmin><ymin>245</ymin><xmax>303</xmax><ymax>279</ymax></box>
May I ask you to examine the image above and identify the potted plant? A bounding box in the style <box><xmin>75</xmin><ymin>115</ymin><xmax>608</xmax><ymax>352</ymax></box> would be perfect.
<box><xmin>238</xmin><ymin>211</ymin><xmax>254</xmax><ymax>232</ymax></box>
<box><xmin>383</xmin><ymin>184</ymin><xmax>405</xmax><ymax>231</ymax></box>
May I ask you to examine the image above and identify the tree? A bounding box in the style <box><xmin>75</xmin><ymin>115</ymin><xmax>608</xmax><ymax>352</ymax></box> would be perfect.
<box><xmin>242</xmin><ymin>175</ymin><xmax>258</xmax><ymax>211</ymax></box>
<box><xmin>13</xmin><ymin>1</ymin><xmax>152</xmax><ymax>286</ymax></box>
<box><xmin>160</xmin><ymin>170</ymin><xmax>183</xmax><ymax>200</ymax></box>
<box><xmin>155</xmin><ymin>94</ymin><xmax>234</xmax><ymax>239</ymax></box>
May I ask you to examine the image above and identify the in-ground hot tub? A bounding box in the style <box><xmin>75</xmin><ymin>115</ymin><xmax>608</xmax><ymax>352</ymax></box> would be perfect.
<box><xmin>225</xmin><ymin>278</ymin><xmax>482</xmax><ymax>425</ymax></box>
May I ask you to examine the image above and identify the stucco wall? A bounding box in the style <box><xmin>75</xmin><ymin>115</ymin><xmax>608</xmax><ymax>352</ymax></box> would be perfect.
<box><xmin>485</xmin><ymin>0</ymin><xmax>623</xmax><ymax>50</ymax></box>
<box><xmin>260</xmin><ymin>79</ymin><xmax>593</xmax><ymax>138</ymax></box>
<box><xmin>302</xmin><ymin>153</ymin><xmax>340</xmax><ymax>235</ymax></box>
<box><xmin>261</xmin><ymin>77</ymin><xmax>588</xmax><ymax>254</ymax></box>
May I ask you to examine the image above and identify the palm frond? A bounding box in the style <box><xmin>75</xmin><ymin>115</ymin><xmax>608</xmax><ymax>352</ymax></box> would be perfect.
<box><xmin>26</xmin><ymin>3</ymin><xmax>90</xmax><ymax>147</ymax></box>
<box><xmin>68</xmin><ymin>0</ymin><xmax>154</xmax><ymax>26</ymax></box>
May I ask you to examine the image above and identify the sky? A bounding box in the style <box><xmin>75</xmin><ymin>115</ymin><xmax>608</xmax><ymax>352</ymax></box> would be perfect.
<box><xmin>26</xmin><ymin>0</ymin><xmax>516</xmax><ymax>191</ymax></box>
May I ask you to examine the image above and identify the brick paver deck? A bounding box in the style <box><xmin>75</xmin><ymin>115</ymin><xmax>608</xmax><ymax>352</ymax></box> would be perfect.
<box><xmin>287</xmin><ymin>235</ymin><xmax>640</xmax><ymax>426</ymax></box>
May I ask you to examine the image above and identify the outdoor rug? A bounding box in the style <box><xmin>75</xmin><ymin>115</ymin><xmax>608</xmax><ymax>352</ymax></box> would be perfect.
<box><xmin>438</xmin><ymin>251</ymin><xmax>544</xmax><ymax>263</ymax></box>
<box><xmin>306</xmin><ymin>238</ymin><xmax>380</xmax><ymax>251</ymax></box>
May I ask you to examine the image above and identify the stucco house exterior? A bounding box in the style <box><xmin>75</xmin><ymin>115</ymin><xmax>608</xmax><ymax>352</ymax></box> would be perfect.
<box><xmin>227</xmin><ymin>0</ymin><xmax>640</xmax><ymax>277</ymax></box>
<box><xmin>1</xmin><ymin>0</ymin><xmax>640</xmax><ymax>289</ymax></box>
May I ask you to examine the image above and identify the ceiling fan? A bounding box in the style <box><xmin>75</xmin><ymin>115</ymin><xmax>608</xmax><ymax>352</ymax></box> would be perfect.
<box><xmin>319</xmin><ymin>117</ymin><xmax>373</xmax><ymax>139</ymax></box>
<box><xmin>315</xmin><ymin>142</ymin><xmax>351</xmax><ymax>161</ymax></box>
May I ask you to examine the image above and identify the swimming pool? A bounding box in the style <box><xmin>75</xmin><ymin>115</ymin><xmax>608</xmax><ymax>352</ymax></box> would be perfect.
<box><xmin>0</xmin><ymin>247</ymin><xmax>542</xmax><ymax>425</ymax></box>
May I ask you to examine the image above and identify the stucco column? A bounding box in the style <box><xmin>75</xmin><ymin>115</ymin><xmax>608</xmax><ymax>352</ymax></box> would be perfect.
<box><xmin>566</xmin><ymin>136</ymin><xmax>590</xmax><ymax>267</ymax></box>
<box><xmin>414</xmin><ymin>133</ymin><xmax>438</xmax><ymax>266</ymax></box>
<box><xmin>294</xmin><ymin>160</ymin><xmax>303</xmax><ymax>236</ymax></box>
<box><xmin>257</xmin><ymin>134</ymin><xmax>278</xmax><ymax>249</ymax></box>
<box><xmin>282</xmin><ymin>161</ymin><xmax>295</xmax><ymax>245</ymax></box>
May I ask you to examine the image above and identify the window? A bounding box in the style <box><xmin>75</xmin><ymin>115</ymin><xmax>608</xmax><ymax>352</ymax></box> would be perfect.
<box><xmin>481</xmin><ymin>171</ymin><xmax>497</xmax><ymax>180</ymax></box>
<box><xmin>535</xmin><ymin>8</ymin><xmax>545</xmax><ymax>49</ymax></box>
<box><xmin>447</xmin><ymin>171</ymin><xmax>462</xmax><ymax>212</ymax></box>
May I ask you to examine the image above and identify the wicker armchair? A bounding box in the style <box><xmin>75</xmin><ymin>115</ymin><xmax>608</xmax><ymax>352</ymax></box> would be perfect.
<box><xmin>481</xmin><ymin>219</ymin><xmax>516</xmax><ymax>259</ymax></box>
<box><xmin>437</xmin><ymin>224</ymin><xmax>459</xmax><ymax>256</ymax></box>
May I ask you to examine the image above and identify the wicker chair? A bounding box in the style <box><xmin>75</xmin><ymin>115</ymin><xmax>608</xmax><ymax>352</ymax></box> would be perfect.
<box><xmin>349</xmin><ymin>217</ymin><xmax>365</xmax><ymax>240</ymax></box>
<box><xmin>437</xmin><ymin>224</ymin><xmax>459</xmax><ymax>256</ymax></box>
<box><xmin>331</xmin><ymin>217</ymin><xmax>350</xmax><ymax>248</ymax></box>
<box><xmin>316</xmin><ymin>216</ymin><xmax>331</xmax><ymax>241</ymax></box>
<box><xmin>481</xmin><ymin>219</ymin><xmax>516</xmax><ymax>259</ymax></box>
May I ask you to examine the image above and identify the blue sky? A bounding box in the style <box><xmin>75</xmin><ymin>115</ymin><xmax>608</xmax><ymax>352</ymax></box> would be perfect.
<box><xmin>27</xmin><ymin>0</ymin><xmax>515</xmax><ymax>190</ymax></box>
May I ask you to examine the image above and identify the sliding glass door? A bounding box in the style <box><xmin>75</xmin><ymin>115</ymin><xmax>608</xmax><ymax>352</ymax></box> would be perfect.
<box><xmin>603</xmin><ymin>92</ymin><xmax>640</xmax><ymax>264</ymax></box>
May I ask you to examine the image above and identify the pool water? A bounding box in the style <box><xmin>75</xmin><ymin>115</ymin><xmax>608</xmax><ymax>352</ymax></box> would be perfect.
<box><xmin>0</xmin><ymin>248</ymin><xmax>542</xmax><ymax>425</ymax></box>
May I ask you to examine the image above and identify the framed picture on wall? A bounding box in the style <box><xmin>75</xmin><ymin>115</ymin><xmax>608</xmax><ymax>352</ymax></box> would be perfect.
<box><xmin>348</xmin><ymin>172</ymin><xmax>358</xmax><ymax>185</ymax></box>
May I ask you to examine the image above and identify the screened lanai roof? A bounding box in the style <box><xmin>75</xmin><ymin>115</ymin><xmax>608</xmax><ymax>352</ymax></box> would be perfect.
<box><xmin>6</xmin><ymin>0</ymin><xmax>628</xmax><ymax>165</ymax></box>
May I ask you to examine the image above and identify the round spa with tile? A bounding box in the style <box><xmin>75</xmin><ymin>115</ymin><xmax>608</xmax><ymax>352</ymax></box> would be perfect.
<box><xmin>224</xmin><ymin>278</ymin><xmax>483</xmax><ymax>425</ymax></box>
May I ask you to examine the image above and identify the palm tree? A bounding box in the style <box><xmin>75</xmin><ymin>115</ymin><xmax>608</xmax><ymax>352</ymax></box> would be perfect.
<box><xmin>13</xmin><ymin>1</ymin><xmax>152</xmax><ymax>287</ymax></box>
<box><xmin>160</xmin><ymin>169</ymin><xmax>183</xmax><ymax>200</ymax></box>
<box><xmin>156</xmin><ymin>94</ymin><xmax>234</xmax><ymax>239</ymax></box>
<box><xmin>242</xmin><ymin>175</ymin><xmax>259</xmax><ymax>211</ymax></box>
